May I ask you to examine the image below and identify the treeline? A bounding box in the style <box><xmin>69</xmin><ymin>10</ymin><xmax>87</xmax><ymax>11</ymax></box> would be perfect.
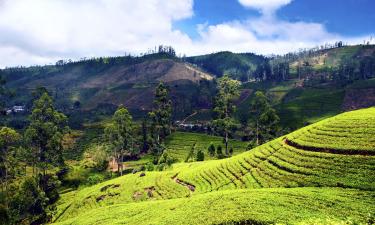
<box><xmin>0</xmin><ymin>45</ymin><xmax>178</xmax><ymax>83</ymax></box>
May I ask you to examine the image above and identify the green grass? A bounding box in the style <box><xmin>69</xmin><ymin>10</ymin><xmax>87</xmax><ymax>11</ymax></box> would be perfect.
<box><xmin>276</xmin><ymin>87</ymin><xmax>345</xmax><ymax>128</ymax></box>
<box><xmin>53</xmin><ymin>187</ymin><xmax>375</xmax><ymax>225</ymax></box>
<box><xmin>164</xmin><ymin>132</ymin><xmax>248</xmax><ymax>162</ymax></box>
<box><xmin>52</xmin><ymin>108</ymin><xmax>375</xmax><ymax>224</ymax></box>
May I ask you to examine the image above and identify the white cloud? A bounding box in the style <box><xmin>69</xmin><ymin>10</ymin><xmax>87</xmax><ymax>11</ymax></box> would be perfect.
<box><xmin>0</xmin><ymin>0</ymin><xmax>193</xmax><ymax>67</ymax></box>
<box><xmin>238</xmin><ymin>0</ymin><xmax>292</xmax><ymax>14</ymax></box>
<box><xmin>0</xmin><ymin>0</ymin><xmax>372</xmax><ymax>68</ymax></box>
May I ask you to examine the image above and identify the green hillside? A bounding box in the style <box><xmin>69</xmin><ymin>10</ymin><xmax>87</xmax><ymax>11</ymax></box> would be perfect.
<box><xmin>1</xmin><ymin>53</ymin><xmax>215</xmax><ymax>123</ymax></box>
<box><xmin>164</xmin><ymin>132</ymin><xmax>248</xmax><ymax>161</ymax></box>
<box><xmin>187</xmin><ymin>51</ymin><xmax>266</xmax><ymax>81</ymax></box>
<box><xmin>52</xmin><ymin>108</ymin><xmax>375</xmax><ymax>224</ymax></box>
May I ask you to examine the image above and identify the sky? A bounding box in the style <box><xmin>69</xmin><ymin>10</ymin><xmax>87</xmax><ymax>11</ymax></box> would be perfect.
<box><xmin>0</xmin><ymin>0</ymin><xmax>374</xmax><ymax>68</ymax></box>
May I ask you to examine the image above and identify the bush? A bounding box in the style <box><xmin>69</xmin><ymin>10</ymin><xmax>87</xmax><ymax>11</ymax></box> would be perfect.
<box><xmin>87</xmin><ymin>174</ymin><xmax>105</xmax><ymax>185</ymax></box>
<box><xmin>39</xmin><ymin>174</ymin><xmax>61</xmax><ymax>204</ymax></box>
<box><xmin>247</xmin><ymin>140</ymin><xmax>258</xmax><ymax>150</ymax></box>
<box><xmin>216</xmin><ymin>145</ymin><xmax>223</xmax><ymax>156</ymax></box>
<box><xmin>9</xmin><ymin>177</ymin><xmax>49</xmax><ymax>224</ymax></box>
<box><xmin>229</xmin><ymin>147</ymin><xmax>233</xmax><ymax>155</ymax></box>
<box><xmin>0</xmin><ymin>203</ymin><xmax>9</xmax><ymax>225</ymax></box>
<box><xmin>145</xmin><ymin>162</ymin><xmax>155</xmax><ymax>171</ymax></box>
<box><xmin>207</xmin><ymin>143</ymin><xmax>215</xmax><ymax>156</ymax></box>
<box><xmin>196</xmin><ymin>149</ymin><xmax>205</xmax><ymax>161</ymax></box>
<box><xmin>63</xmin><ymin>167</ymin><xmax>87</xmax><ymax>188</ymax></box>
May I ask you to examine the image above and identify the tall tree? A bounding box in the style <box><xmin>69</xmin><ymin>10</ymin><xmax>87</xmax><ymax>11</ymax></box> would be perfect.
<box><xmin>249</xmin><ymin>91</ymin><xmax>280</xmax><ymax>145</ymax></box>
<box><xmin>148</xmin><ymin>82</ymin><xmax>172</xmax><ymax>157</ymax></box>
<box><xmin>24</xmin><ymin>92</ymin><xmax>68</xmax><ymax>177</ymax></box>
<box><xmin>105</xmin><ymin>106</ymin><xmax>135</xmax><ymax>176</ymax></box>
<box><xmin>0</xmin><ymin>127</ymin><xmax>20</xmax><ymax>195</ymax></box>
<box><xmin>213</xmin><ymin>75</ymin><xmax>240</xmax><ymax>155</ymax></box>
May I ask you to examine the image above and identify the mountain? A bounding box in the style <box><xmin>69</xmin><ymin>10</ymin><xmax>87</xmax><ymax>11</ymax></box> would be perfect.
<box><xmin>2</xmin><ymin>45</ymin><xmax>375</xmax><ymax>130</ymax></box>
<box><xmin>1</xmin><ymin>53</ymin><xmax>215</xmax><ymax>124</ymax></box>
<box><xmin>52</xmin><ymin>108</ymin><xmax>375</xmax><ymax>224</ymax></box>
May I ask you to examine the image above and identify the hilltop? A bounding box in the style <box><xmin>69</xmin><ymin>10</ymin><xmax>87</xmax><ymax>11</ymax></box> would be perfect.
<box><xmin>52</xmin><ymin>108</ymin><xmax>375</xmax><ymax>224</ymax></box>
<box><xmin>1</xmin><ymin>53</ymin><xmax>215</xmax><ymax>123</ymax></box>
<box><xmin>2</xmin><ymin>45</ymin><xmax>375</xmax><ymax>130</ymax></box>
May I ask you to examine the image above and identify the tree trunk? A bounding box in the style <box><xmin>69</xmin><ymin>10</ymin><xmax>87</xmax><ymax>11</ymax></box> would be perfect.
<box><xmin>225</xmin><ymin>131</ymin><xmax>229</xmax><ymax>155</ymax></box>
<box><xmin>256</xmin><ymin>120</ymin><xmax>259</xmax><ymax>145</ymax></box>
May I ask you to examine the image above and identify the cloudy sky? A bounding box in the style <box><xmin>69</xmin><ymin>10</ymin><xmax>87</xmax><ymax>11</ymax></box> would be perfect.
<box><xmin>0</xmin><ymin>0</ymin><xmax>374</xmax><ymax>68</ymax></box>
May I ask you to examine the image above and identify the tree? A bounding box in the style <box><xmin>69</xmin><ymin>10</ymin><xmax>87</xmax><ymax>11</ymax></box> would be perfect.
<box><xmin>105</xmin><ymin>106</ymin><xmax>136</xmax><ymax>176</ymax></box>
<box><xmin>185</xmin><ymin>142</ymin><xmax>196</xmax><ymax>163</ymax></box>
<box><xmin>0</xmin><ymin>127</ymin><xmax>20</xmax><ymax>201</ymax></box>
<box><xmin>207</xmin><ymin>142</ymin><xmax>215</xmax><ymax>156</ymax></box>
<box><xmin>216</xmin><ymin>145</ymin><xmax>223</xmax><ymax>157</ymax></box>
<box><xmin>196</xmin><ymin>149</ymin><xmax>204</xmax><ymax>161</ymax></box>
<box><xmin>148</xmin><ymin>82</ymin><xmax>172</xmax><ymax>157</ymax></box>
<box><xmin>24</xmin><ymin>92</ymin><xmax>68</xmax><ymax>177</ymax></box>
<box><xmin>249</xmin><ymin>91</ymin><xmax>280</xmax><ymax>145</ymax></box>
<box><xmin>212</xmin><ymin>75</ymin><xmax>240</xmax><ymax>155</ymax></box>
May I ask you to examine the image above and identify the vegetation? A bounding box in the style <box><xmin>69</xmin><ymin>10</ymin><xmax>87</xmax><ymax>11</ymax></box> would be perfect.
<box><xmin>212</xmin><ymin>75</ymin><xmax>241</xmax><ymax>155</ymax></box>
<box><xmin>105</xmin><ymin>106</ymin><xmax>136</xmax><ymax>175</ymax></box>
<box><xmin>51</xmin><ymin>108</ymin><xmax>375</xmax><ymax>224</ymax></box>
<box><xmin>2</xmin><ymin>44</ymin><xmax>375</xmax><ymax>225</ymax></box>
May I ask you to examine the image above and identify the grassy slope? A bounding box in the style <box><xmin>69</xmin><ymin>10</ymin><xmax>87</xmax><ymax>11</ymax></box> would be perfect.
<box><xmin>53</xmin><ymin>108</ymin><xmax>375</xmax><ymax>224</ymax></box>
<box><xmin>165</xmin><ymin>132</ymin><xmax>248</xmax><ymax>161</ymax></box>
<box><xmin>55</xmin><ymin>188</ymin><xmax>374</xmax><ymax>225</ymax></box>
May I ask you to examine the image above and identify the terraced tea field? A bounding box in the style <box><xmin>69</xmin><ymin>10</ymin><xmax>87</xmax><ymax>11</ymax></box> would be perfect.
<box><xmin>53</xmin><ymin>108</ymin><xmax>375</xmax><ymax>225</ymax></box>
<box><xmin>165</xmin><ymin>132</ymin><xmax>248</xmax><ymax>161</ymax></box>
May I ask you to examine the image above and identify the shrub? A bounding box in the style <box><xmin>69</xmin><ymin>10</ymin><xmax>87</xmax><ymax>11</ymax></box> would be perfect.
<box><xmin>196</xmin><ymin>149</ymin><xmax>205</xmax><ymax>161</ymax></box>
<box><xmin>247</xmin><ymin>140</ymin><xmax>258</xmax><ymax>150</ymax></box>
<box><xmin>207</xmin><ymin>143</ymin><xmax>215</xmax><ymax>156</ymax></box>
<box><xmin>87</xmin><ymin>174</ymin><xmax>105</xmax><ymax>185</ymax></box>
<box><xmin>229</xmin><ymin>147</ymin><xmax>233</xmax><ymax>156</ymax></box>
<box><xmin>145</xmin><ymin>162</ymin><xmax>155</xmax><ymax>171</ymax></box>
<box><xmin>9</xmin><ymin>177</ymin><xmax>49</xmax><ymax>224</ymax></box>
<box><xmin>216</xmin><ymin>145</ymin><xmax>223</xmax><ymax>156</ymax></box>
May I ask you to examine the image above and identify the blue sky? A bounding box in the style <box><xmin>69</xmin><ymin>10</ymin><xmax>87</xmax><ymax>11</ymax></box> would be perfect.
<box><xmin>0</xmin><ymin>0</ymin><xmax>374</xmax><ymax>67</ymax></box>
<box><xmin>176</xmin><ymin>0</ymin><xmax>375</xmax><ymax>40</ymax></box>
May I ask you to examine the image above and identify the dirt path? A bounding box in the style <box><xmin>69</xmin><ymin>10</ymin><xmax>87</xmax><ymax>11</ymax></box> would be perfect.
<box><xmin>181</xmin><ymin>111</ymin><xmax>198</xmax><ymax>123</ymax></box>
<box><xmin>172</xmin><ymin>173</ymin><xmax>195</xmax><ymax>193</ymax></box>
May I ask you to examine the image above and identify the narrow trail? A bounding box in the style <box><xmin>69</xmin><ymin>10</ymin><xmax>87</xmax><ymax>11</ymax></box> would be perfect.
<box><xmin>172</xmin><ymin>173</ymin><xmax>196</xmax><ymax>194</ymax></box>
<box><xmin>181</xmin><ymin>111</ymin><xmax>198</xmax><ymax>123</ymax></box>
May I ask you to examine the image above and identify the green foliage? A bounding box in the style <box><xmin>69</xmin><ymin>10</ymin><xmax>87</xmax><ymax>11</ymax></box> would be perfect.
<box><xmin>53</xmin><ymin>188</ymin><xmax>374</xmax><ymax>225</ymax></box>
<box><xmin>186</xmin><ymin>51</ymin><xmax>266</xmax><ymax>81</ymax></box>
<box><xmin>8</xmin><ymin>177</ymin><xmax>49</xmax><ymax>225</ymax></box>
<box><xmin>213</xmin><ymin>75</ymin><xmax>241</xmax><ymax>155</ymax></box>
<box><xmin>216</xmin><ymin>145</ymin><xmax>223</xmax><ymax>156</ymax></box>
<box><xmin>158</xmin><ymin>151</ymin><xmax>177</xmax><ymax>169</ymax></box>
<box><xmin>249</xmin><ymin>91</ymin><xmax>280</xmax><ymax>145</ymax></box>
<box><xmin>185</xmin><ymin>142</ymin><xmax>196</xmax><ymax>163</ymax></box>
<box><xmin>105</xmin><ymin>106</ymin><xmax>136</xmax><ymax>175</ymax></box>
<box><xmin>52</xmin><ymin>108</ymin><xmax>375</xmax><ymax>225</ymax></box>
<box><xmin>164</xmin><ymin>132</ymin><xmax>247</xmax><ymax>162</ymax></box>
<box><xmin>0</xmin><ymin>127</ymin><xmax>20</xmax><ymax>191</ymax></box>
<box><xmin>196</xmin><ymin>149</ymin><xmax>204</xmax><ymax>161</ymax></box>
<box><xmin>207</xmin><ymin>142</ymin><xmax>215</xmax><ymax>156</ymax></box>
<box><xmin>87</xmin><ymin>174</ymin><xmax>105</xmax><ymax>186</ymax></box>
<box><xmin>149</xmin><ymin>82</ymin><xmax>172</xmax><ymax>145</ymax></box>
<box><xmin>24</xmin><ymin>92</ymin><xmax>68</xmax><ymax>173</ymax></box>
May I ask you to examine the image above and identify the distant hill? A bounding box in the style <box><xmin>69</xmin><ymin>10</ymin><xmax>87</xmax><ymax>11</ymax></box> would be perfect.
<box><xmin>2</xmin><ymin>45</ymin><xmax>375</xmax><ymax>130</ymax></box>
<box><xmin>186</xmin><ymin>51</ymin><xmax>267</xmax><ymax>81</ymax></box>
<box><xmin>1</xmin><ymin>53</ymin><xmax>215</xmax><ymax>124</ymax></box>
